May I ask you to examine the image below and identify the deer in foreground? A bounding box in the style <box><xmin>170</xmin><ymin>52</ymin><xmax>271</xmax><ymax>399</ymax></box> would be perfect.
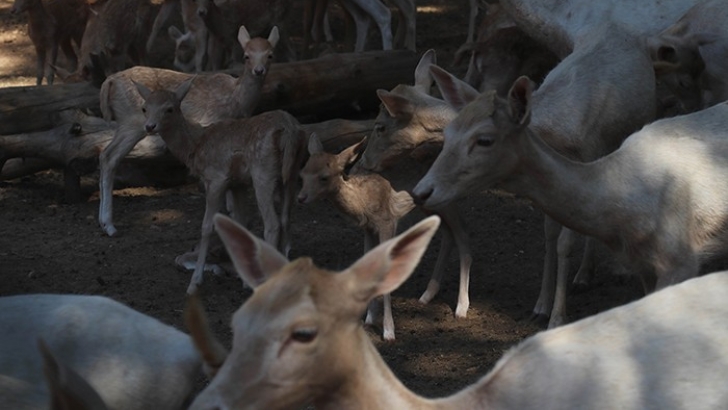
<box><xmin>135</xmin><ymin>79</ymin><xmax>306</xmax><ymax>294</ymax></box>
<box><xmin>414</xmin><ymin>68</ymin><xmax>728</xmax><ymax>294</ymax></box>
<box><xmin>10</xmin><ymin>0</ymin><xmax>88</xmax><ymax>85</ymax></box>
<box><xmin>0</xmin><ymin>294</ymin><xmax>203</xmax><ymax>410</ymax></box>
<box><xmin>187</xmin><ymin>213</ymin><xmax>728</xmax><ymax>410</ymax></box>
<box><xmin>298</xmin><ymin>135</ymin><xmax>415</xmax><ymax>341</ymax></box>
<box><xmin>98</xmin><ymin>25</ymin><xmax>279</xmax><ymax>237</ymax></box>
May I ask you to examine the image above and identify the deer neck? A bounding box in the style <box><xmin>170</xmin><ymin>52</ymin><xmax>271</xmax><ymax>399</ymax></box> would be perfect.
<box><xmin>502</xmin><ymin>128</ymin><xmax>617</xmax><ymax>242</ymax></box>
<box><xmin>230</xmin><ymin>69</ymin><xmax>266</xmax><ymax>118</ymax></box>
<box><xmin>158</xmin><ymin>116</ymin><xmax>204</xmax><ymax>168</ymax></box>
<box><xmin>316</xmin><ymin>328</ymin><xmax>441</xmax><ymax>410</ymax></box>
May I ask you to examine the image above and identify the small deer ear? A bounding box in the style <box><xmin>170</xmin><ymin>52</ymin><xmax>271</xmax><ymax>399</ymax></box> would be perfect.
<box><xmin>132</xmin><ymin>80</ymin><xmax>152</xmax><ymax>100</ymax></box>
<box><xmin>175</xmin><ymin>77</ymin><xmax>195</xmax><ymax>102</ymax></box>
<box><xmin>214</xmin><ymin>213</ymin><xmax>288</xmax><ymax>288</ymax></box>
<box><xmin>336</xmin><ymin>137</ymin><xmax>367</xmax><ymax>169</ymax></box>
<box><xmin>377</xmin><ymin>89</ymin><xmax>414</xmax><ymax>118</ymax></box>
<box><xmin>345</xmin><ymin>216</ymin><xmax>441</xmax><ymax>303</ymax></box>
<box><xmin>307</xmin><ymin>133</ymin><xmax>324</xmax><ymax>156</ymax></box>
<box><xmin>168</xmin><ymin>25</ymin><xmax>183</xmax><ymax>40</ymax></box>
<box><xmin>267</xmin><ymin>26</ymin><xmax>280</xmax><ymax>48</ymax></box>
<box><xmin>238</xmin><ymin>25</ymin><xmax>251</xmax><ymax>48</ymax></box>
<box><xmin>430</xmin><ymin>65</ymin><xmax>480</xmax><ymax>111</ymax></box>
<box><xmin>414</xmin><ymin>49</ymin><xmax>437</xmax><ymax>93</ymax></box>
<box><xmin>507</xmin><ymin>76</ymin><xmax>533</xmax><ymax>125</ymax></box>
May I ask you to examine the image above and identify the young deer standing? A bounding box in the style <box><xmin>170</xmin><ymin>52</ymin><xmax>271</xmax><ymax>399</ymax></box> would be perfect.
<box><xmin>187</xmin><ymin>214</ymin><xmax>728</xmax><ymax>410</ymax></box>
<box><xmin>414</xmin><ymin>73</ymin><xmax>728</xmax><ymax>293</ymax></box>
<box><xmin>354</xmin><ymin>49</ymin><xmax>473</xmax><ymax>320</ymax></box>
<box><xmin>298</xmin><ymin>135</ymin><xmax>415</xmax><ymax>341</ymax></box>
<box><xmin>98</xmin><ymin>26</ymin><xmax>278</xmax><ymax>237</ymax></box>
<box><xmin>135</xmin><ymin>79</ymin><xmax>306</xmax><ymax>294</ymax></box>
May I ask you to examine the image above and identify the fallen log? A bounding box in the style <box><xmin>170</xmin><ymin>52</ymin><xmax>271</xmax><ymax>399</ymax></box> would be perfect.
<box><xmin>0</xmin><ymin>50</ymin><xmax>418</xmax><ymax>135</ymax></box>
<box><xmin>0</xmin><ymin>110</ymin><xmax>373</xmax><ymax>202</ymax></box>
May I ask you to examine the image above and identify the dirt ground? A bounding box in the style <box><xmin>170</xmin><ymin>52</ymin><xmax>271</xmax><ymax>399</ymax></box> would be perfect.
<box><xmin>0</xmin><ymin>0</ymin><xmax>652</xmax><ymax>400</ymax></box>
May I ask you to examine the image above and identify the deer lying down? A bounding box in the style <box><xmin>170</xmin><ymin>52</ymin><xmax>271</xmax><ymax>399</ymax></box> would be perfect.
<box><xmin>187</xmin><ymin>214</ymin><xmax>728</xmax><ymax>410</ymax></box>
<box><xmin>414</xmin><ymin>72</ymin><xmax>728</xmax><ymax>293</ymax></box>
<box><xmin>136</xmin><ymin>79</ymin><xmax>306</xmax><ymax>294</ymax></box>
<box><xmin>98</xmin><ymin>25</ymin><xmax>278</xmax><ymax>237</ymax></box>
<box><xmin>298</xmin><ymin>135</ymin><xmax>415</xmax><ymax>341</ymax></box>
<box><xmin>354</xmin><ymin>49</ymin><xmax>474</xmax><ymax>320</ymax></box>
<box><xmin>0</xmin><ymin>294</ymin><xmax>202</xmax><ymax>410</ymax></box>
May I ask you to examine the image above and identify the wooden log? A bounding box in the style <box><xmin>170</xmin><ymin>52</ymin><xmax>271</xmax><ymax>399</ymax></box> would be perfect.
<box><xmin>0</xmin><ymin>50</ymin><xmax>418</xmax><ymax>135</ymax></box>
<box><xmin>0</xmin><ymin>110</ymin><xmax>374</xmax><ymax>200</ymax></box>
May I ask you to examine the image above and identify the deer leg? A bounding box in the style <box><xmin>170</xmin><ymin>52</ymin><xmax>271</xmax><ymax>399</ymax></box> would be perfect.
<box><xmin>549</xmin><ymin>226</ymin><xmax>578</xmax><ymax>328</ymax></box>
<box><xmin>572</xmin><ymin>237</ymin><xmax>597</xmax><ymax>290</ymax></box>
<box><xmin>440</xmin><ymin>205</ymin><xmax>472</xmax><ymax>318</ymax></box>
<box><xmin>98</xmin><ymin>120</ymin><xmax>147</xmax><ymax>237</ymax></box>
<box><xmin>354</xmin><ymin>0</ymin><xmax>393</xmax><ymax>50</ymax></box>
<box><xmin>390</xmin><ymin>0</ymin><xmax>416</xmax><ymax>51</ymax></box>
<box><xmin>253</xmin><ymin>176</ymin><xmax>283</xmax><ymax>253</ymax></box>
<box><xmin>186</xmin><ymin>180</ymin><xmax>227</xmax><ymax>294</ymax></box>
<box><xmin>363</xmin><ymin>229</ymin><xmax>378</xmax><ymax>326</ymax></box>
<box><xmin>147</xmin><ymin>0</ymin><xmax>177</xmax><ymax>53</ymax></box>
<box><xmin>379</xmin><ymin>225</ymin><xmax>397</xmax><ymax>341</ymax></box>
<box><xmin>419</xmin><ymin>215</ymin><xmax>452</xmax><ymax>305</ymax></box>
<box><xmin>533</xmin><ymin>215</ymin><xmax>559</xmax><ymax>321</ymax></box>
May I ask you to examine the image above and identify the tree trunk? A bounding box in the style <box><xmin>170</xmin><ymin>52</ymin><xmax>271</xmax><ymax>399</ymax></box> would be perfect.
<box><xmin>0</xmin><ymin>50</ymin><xmax>418</xmax><ymax>135</ymax></box>
<box><xmin>0</xmin><ymin>110</ymin><xmax>374</xmax><ymax>201</ymax></box>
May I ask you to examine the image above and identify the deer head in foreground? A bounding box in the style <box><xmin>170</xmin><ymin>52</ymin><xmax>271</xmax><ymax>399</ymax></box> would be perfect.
<box><xmin>187</xmin><ymin>213</ymin><xmax>441</xmax><ymax>409</ymax></box>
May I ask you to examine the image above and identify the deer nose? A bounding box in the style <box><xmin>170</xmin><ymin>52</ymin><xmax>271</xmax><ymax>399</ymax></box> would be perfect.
<box><xmin>253</xmin><ymin>66</ymin><xmax>265</xmax><ymax>76</ymax></box>
<box><xmin>145</xmin><ymin>123</ymin><xmax>157</xmax><ymax>133</ymax></box>
<box><xmin>411</xmin><ymin>187</ymin><xmax>433</xmax><ymax>206</ymax></box>
<box><xmin>197</xmin><ymin>8</ymin><xmax>207</xmax><ymax>17</ymax></box>
<box><xmin>297</xmin><ymin>194</ymin><xmax>307</xmax><ymax>204</ymax></box>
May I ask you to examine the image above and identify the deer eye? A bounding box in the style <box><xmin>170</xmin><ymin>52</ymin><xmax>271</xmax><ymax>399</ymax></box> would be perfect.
<box><xmin>476</xmin><ymin>135</ymin><xmax>495</xmax><ymax>147</ymax></box>
<box><xmin>141</xmin><ymin>107</ymin><xmax>146</xmax><ymax>113</ymax></box>
<box><xmin>374</xmin><ymin>123</ymin><xmax>385</xmax><ymax>133</ymax></box>
<box><xmin>244</xmin><ymin>54</ymin><xmax>250</xmax><ymax>60</ymax></box>
<box><xmin>166</xmin><ymin>107</ymin><xmax>174</xmax><ymax>114</ymax></box>
<box><xmin>291</xmin><ymin>327</ymin><xmax>317</xmax><ymax>344</ymax></box>
<box><xmin>268</xmin><ymin>54</ymin><xmax>274</xmax><ymax>59</ymax></box>
<box><xmin>319</xmin><ymin>176</ymin><xmax>329</xmax><ymax>183</ymax></box>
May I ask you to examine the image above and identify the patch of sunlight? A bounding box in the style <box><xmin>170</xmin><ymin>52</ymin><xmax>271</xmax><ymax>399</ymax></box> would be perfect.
<box><xmin>417</xmin><ymin>5</ymin><xmax>453</xmax><ymax>14</ymax></box>
<box><xmin>147</xmin><ymin>209</ymin><xmax>187</xmax><ymax>224</ymax></box>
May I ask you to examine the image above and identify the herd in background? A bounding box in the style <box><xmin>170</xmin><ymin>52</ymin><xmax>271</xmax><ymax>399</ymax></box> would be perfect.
<box><xmin>4</xmin><ymin>0</ymin><xmax>728</xmax><ymax>408</ymax></box>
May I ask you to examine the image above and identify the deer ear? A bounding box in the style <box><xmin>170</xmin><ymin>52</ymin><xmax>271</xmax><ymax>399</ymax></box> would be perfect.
<box><xmin>377</xmin><ymin>89</ymin><xmax>414</xmax><ymax>118</ymax></box>
<box><xmin>414</xmin><ymin>49</ymin><xmax>437</xmax><ymax>93</ymax></box>
<box><xmin>133</xmin><ymin>80</ymin><xmax>152</xmax><ymax>100</ymax></box>
<box><xmin>168</xmin><ymin>25</ymin><xmax>183</xmax><ymax>41</ymax></box>
<box><xmin>238</xmin><ymin>25</ymin><xmax>251</xmax><ymax>48</ymax></box>
<box><xmin>39</xmin><ymin>338</ymin><xmax>109</xmax><ymax>410</ymax></box>
<box><xmin>336</xmin><ymin>137</ymin><xmax>367</xmax><ymax>169</ymax></box>
<box><xmin>267</xmin><ymin>26</ymin><xmax>280</xmax><ymax>48</ymax></box>
<box><xmin>214</xmin><ymin>213</ymin><xmax>288</xmax><ymax>288</ymax></box>
<box><xmin>175</xmin><ymin>77</ymin><xmax>195</xmax><ymax>102</ymax></box>
<box><xmin>184</xmin><ymin>294</ymin><xmax>228</xmax><ymax>379</ymax></box>
<box><xmin>430</xmin><ymin>65</ymin><xmax>480</xmax><ymax>111</ymax></box>
<box><xmin>507</xmin><ymin>76</ymin><xmax>533</xmax><ymax>125</ymax></box>
<box><xmin>346</xmin><ymin>216</ymin><xmax>440</xmax><ymax>303</ymax></box>
<box><xmin>307</xmin><ymin>132</ymin><xmax>324</xmax><ymax>156</ymax></box>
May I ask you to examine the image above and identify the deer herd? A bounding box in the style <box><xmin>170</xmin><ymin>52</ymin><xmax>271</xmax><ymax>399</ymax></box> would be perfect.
<box><xmin>3</xmin><ymin>0</ymin><xmax>728</xmax><ymax>409</ymax></box>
